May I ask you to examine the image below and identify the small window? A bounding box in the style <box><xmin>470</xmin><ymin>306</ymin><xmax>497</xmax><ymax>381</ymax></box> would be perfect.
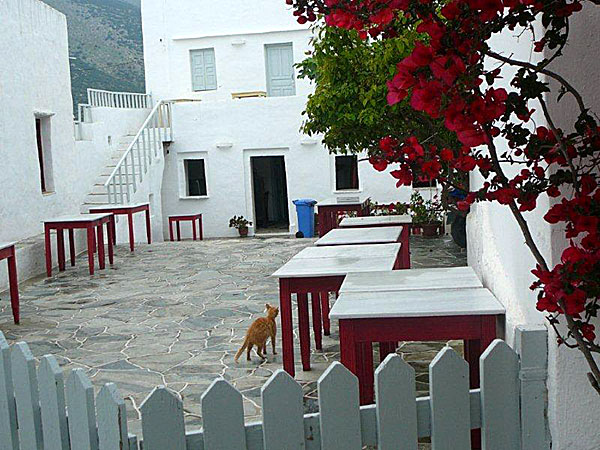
<box><xmin>185</xmin><ymin>159</ymin><xmax>208</xmax><ymax>196</ymax></box>
<box><xmin>190</xmin><ymin>48</ymin><xmax>217</xmax><ymax>91</ymax></box>
<box><xmin>335</xmin><ymin>155</ymin><xmax>359</xmax><ymax>191</ymax></box>
<box><xmin>35</xmin><ymin>116</ymin><xmax>54</xmax><ymax>193</ymax></box>
<box><xmin>413</xmin><ymin>177</ymin><xmax>437</xmax><ymax>188</ymax></box>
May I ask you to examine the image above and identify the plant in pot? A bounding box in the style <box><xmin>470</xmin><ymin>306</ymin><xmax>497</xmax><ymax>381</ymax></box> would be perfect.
<box><xmin>229</xmin><ymin>215</ymin><xmax>252</xmax><ymax>237</ymax></box>
<box><xmin>409</xmin><ymin>192</ymin><xmax>443</xmax><ymax>237</ymax></box>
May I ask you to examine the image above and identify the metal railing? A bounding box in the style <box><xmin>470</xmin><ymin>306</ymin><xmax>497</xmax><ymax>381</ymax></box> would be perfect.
<box><xmin>87</xmin><ymin>88</ymin><xmax>152</xmax><ymax>109</ymax></box>
<box><xmin>104</xmin><ymin>101</ymin><xmax>172</xmax><ymax>204</ymax></box>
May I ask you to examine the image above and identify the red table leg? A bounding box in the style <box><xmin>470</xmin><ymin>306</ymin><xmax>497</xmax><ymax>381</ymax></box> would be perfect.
<box><xmin>378</xmin><ymin>342</ymin><xmax>397</xmax><ymax>362</ymax></box>
<box><xmin>311</xmin><ymin>292</ymin><xmax>322</xmax><ymax>351</ymax></box>
<box><xmin>56</xmin><ymin>228</ymin><xmax>65</xmax><ymax>272</ymax></box>
<box><xmin>320</xmin><ymin>291</ymin><xmax>330</xmax><ymax>336</ymax></box>
<box><xmin>106</xmin><ymin>221</ymin><xmax>114</xmax><ymax>265</ymax></box>
<box><xmin>145</xmin><ymin>207</ymin><xmax>152</xmax><ymax>244</ymax></box>
<box><xmin>192</xmin><ymin>218</ymin><xmax>197</xmax><ymax>241</ymax></box>
<box><xmin>199</xmin><ymin>215</ymin><xmax>203</xmax><ymax>240</ymax></box>
<box><xmin>127</xmin><ymin>212</ymin><xmax>135</xmax><ymax>251</ymax></box>
<box><xmin>86</xmin><ymin>226</ymin><xmax>95</xmax><ymax>275</ymax></box>
<box><xmin>169</xmin><ymin>218</ymin><xmax>174</xmax><ymax>242</ymax></box>
<box><xmin>111</xmin><ymin>215</ymin><xmax>117</xmax><ymax>245</ymax></box>
<box><xmin>359</xmin><ymin>342</ymin><xmax>375</xmax><ymax>404</ymax></box>
<box><xmin>97</xmin><ymin>225</ymin><xmax>105</xmax><ymax>270</ymax></box>
<box><xmin>45</xmin><ymin>224</ymin><xmax>52</xmax><ymax>277</ymax></box>
<box><xmin>7</xmin><ymin>252</ymin><xmax>19</xmax><ymax>324</ymax></box>
<box><xmin>68</xmin><ymin>229</ymin><xmax>76</xmax><ymax>266</ymax></box>
<box><xmin>400</xmin><ymin>225</ymin><xmax>411</xmax><ymax>269</ymax></box>
<box><xmin>176</xmin><ymin>221</ymin><xmax>181</xmax><ymax>241</ymax></box>
<box><xmin>339</xmin><ymin>319</ymin><xmax>359</xmax><ymax>373</ymax></box>
<box><xmin>279</xmin><ymin>279</ymin><xmax>295</xmax><ymax>377</ymax></box>
<box><xmin>297</xmin><ymin>292</ymin><xmax>311</xmax><ymax>371</ymax></box>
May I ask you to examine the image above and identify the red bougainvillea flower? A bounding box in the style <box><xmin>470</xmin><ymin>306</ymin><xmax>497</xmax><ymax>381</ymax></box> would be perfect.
<box><xmin>369</xmin><ymin>156</ymin><xmax>388</xmax><ymax>172</ymax></box>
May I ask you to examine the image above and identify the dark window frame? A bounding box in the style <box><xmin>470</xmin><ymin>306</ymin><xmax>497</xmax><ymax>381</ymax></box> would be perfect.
<box><xmin>184</xmin><ymin>159</ymin><xmax>208</xmax><ymax>197</ymax></box>
<box><xmin>335</xmin><ymin>155</ymin><xmax>360</xmax><ymax>191</ymax></box>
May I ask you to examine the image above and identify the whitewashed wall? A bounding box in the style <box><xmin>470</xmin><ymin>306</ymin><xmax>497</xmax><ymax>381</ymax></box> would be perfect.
<box><xmin>468</xmin><ymin>9</ymin><xmax>600</xmax><ymax>449</ymax></box>
<box><xmin>161</xmin><ymin>97</ymin><xmax>408</xmax><ymax>239</ymax></box>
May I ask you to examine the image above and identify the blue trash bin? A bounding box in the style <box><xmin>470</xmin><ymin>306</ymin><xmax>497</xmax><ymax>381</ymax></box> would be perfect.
<box><xmin>293</xmin><ymin>199</ymin><xmax>317</xmax><ymax>238</ymax></box>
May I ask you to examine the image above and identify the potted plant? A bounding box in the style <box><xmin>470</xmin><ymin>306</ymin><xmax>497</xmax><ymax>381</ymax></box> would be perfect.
<box><xmin>409</xmin><ymin>192</ymin><xmax>443</xmax><ymax>237</ymax></box>
<box><xmin>229</xmin><ymin>215</ymin><xmax>252</xmax><ymax>237</ymax></box>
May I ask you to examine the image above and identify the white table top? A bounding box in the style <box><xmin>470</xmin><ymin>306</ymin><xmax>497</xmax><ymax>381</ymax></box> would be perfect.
<box><xmin>340</xmin><ymin>266</ymin><xmax>482</xmax><ymax>293</ymax></box>
<box><xmin>339</xmin><ymin>214</ymin><xmax>413</xmax><ymax>227</ymax></box>
<box><xmin>293</xmin><ymin>243</ymin><xmax>401</xmax><ymax>259</ymax></box>
<box><xmin>329</xmin><ymin>287</ymin><xmax>505</xmax><ymax>319</ymax></box>
<box><xmin>89</xmin><ymin>202</ymin><xmax>149</xmax><ymax>211</ymax></box>
<box><xmin>0</xmin><ymin>242</ymin><xmax>15</xmax><ymax>251</ymax></box>
<box><xmin>315</xmin><ymin>227</ymin><xmax>402</xmax><ymax>246</ymax></box>
<box><xmin>272</xmin><ymin>256</ymin><xmax>398</xmax><ymax>278</ymax></box>
<box><xmin>317</xmin><ymin>194</ymin><xmax>370</xmax><ymax>207</ymax></box>
<box><xmin>43</xmin><ymin>213</ymin><xmax>113</xmax><ymax>223</ymax></box>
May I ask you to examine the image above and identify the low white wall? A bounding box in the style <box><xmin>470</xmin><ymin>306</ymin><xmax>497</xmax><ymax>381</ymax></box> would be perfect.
<box><xmin>160</xmin><ymin>97</ymin><xmax>411</xmax><ymax>239</ymax></box>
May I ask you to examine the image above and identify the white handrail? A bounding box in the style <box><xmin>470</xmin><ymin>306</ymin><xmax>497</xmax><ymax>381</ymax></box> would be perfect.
<box><xmin>87</xmin><ymin>88</ymin><xmax>152</xmax><ymax>109</ymax></box>
<box><xmin>104</xmin><ymin>101</ymin><xmax>172</xmax><ymax>204</ymax></box>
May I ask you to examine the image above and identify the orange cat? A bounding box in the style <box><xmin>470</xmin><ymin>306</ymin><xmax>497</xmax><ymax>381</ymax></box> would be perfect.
<box><xmin>234</xmin><ymin>304</ymin><xmax>279</xmax><ymax>362</ymax></box>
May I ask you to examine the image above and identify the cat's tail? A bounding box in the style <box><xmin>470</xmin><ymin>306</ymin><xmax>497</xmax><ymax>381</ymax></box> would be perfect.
<box><xmin>234</xmin><ymin>336</ymin><xmax>249</xmax><ymax>363</ymax></box>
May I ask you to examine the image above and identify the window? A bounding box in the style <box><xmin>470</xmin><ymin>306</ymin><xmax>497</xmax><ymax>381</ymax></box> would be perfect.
<box><xmin>265</xmin><ymin>43</ymin><xmax>296</xmax><ymax>97</ymax></box>
<box><xmin>413</xmin><ymin>177</ymin><xmax>437</xmax><ymax>188</ymax></box>
<box><xmin>184</xmin><ymin>159</ymin><xmax>208</xmax><ymax>196</ymax></box>
<box><xmin>35</xmin><ymin>116</ymin><xmax>54</xmax><ymax>193</ymax></box>
<box><xmin>190</xmin><ymin>48</ymin><xmax>217</xmax><ymax>91</ymax></box>
<box><xmin>335</xmin><ymin>155</ymin><xmax>359</xmax><ymax>191</ymax></box>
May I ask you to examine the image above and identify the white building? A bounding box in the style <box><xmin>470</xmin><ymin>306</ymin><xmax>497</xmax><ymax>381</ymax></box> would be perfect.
<box><xmin>141</xmin><ymin>0</ymin><xmax>410</xmax><ymax>238</ymax></box>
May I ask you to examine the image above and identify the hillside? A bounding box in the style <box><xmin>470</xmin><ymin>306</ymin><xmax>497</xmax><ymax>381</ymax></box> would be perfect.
<box><xmin>41</xmin><ymin>0</ymin><xmax>145</xmax><ymax>112</ymax></box>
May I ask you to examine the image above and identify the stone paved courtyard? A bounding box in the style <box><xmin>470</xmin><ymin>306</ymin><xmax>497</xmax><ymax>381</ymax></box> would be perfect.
<box><xmin>0</xmin><ymin>235</ymin><xmax>465</xmax><ymax>438</ymax></box>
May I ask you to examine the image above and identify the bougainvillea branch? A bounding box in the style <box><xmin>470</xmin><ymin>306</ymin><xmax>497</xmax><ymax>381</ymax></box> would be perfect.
<box><xmin>286</xmin><ymin>0</ymin><xmax>600</xmax><ymax>392</ymax></box>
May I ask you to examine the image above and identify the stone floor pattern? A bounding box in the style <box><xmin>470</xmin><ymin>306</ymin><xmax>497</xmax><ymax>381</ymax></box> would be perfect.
<box><xmin>0</xmin><ymin>235</ymin><xmax>466</xmax><ymax>438</ymax></box>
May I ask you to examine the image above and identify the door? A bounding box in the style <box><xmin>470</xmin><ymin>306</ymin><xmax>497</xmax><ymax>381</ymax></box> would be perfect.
<box><xmin>251</xmin><ymin>156</ymin><xmax>290</xmax><ymax>232</ymax></box>
<box><xmin>265</xmin><ymin>43</ymin><xmax>296</xmax><ymax>97</ymax></box>
<box><xmin>190</xmin><ymin>48</ymin><xmax>217</xmax><ymax>91</ymax></box>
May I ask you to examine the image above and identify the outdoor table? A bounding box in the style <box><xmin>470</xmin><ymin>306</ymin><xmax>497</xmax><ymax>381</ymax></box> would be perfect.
<box><xmin>271</xmin><ymin>243</ymin><xmax>402</xmax><ymax>377</ymax></box>
<box><xmin>89</xmin><ymin>203</ymin><xmax>151</xmax><ymax>251</ymax></box>
<box><xmin>0</xmin><ymin>242</ymin><xmax>19</xmax><ymax>324</ymax></box>
<box><xmin>329</xmin><ymin>287</ymin><xmax>505</xmax><ymax>405</ymax></box>
<box><xmin>168</xmin><ymin>213</ymin><xmax>203</xmax><ymax>241</ymax></box>
<box><xmin>340</xmin><ymin>214</ymin><xmax>413</xmax><ymax>267</ymax></box>
<box><xmin>44</xmin><ymin>213</ymin><xmax>114</xmax><ymax>277</ymax></box>
<box><xmin>316</xmin><ymin>195</ymin><xmax>370</xmax><ymax>237</ymax></box>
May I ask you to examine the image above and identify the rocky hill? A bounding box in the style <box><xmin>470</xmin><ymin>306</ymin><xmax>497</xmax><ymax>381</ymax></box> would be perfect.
<box><xmin>41</xmin><ymin>0</ymin><xmax>145</xmax><ymax>112</ymax></box>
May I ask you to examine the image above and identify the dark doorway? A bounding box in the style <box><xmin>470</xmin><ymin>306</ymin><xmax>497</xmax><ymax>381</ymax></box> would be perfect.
<box><xmin>251</xmin><ymin>156</ymin><xmax>289</xmax><ymax>232</ymax></box>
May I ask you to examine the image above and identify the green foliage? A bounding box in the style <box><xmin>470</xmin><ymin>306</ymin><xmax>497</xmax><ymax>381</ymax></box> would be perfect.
<box><xmin>297</xmin><ymin>25</ymin><xmax>457</xmax><ymax>155</ymax></box>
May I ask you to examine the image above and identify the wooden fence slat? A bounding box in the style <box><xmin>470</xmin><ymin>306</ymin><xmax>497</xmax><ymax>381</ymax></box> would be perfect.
<box><xmin>66</xmin><ymin>368</ymin><xmax>99</xmax><ymax>450</ymax></box>
<box><xmin>38</xmin><ymin>355</ymin><xmax>70</xmax><ymax>450</ymax></box>
<box><xmin>97</xmin><ymin>383</ymin><xmax>129</xmax><ymax>450</ymax></box>
<box><xmin>11</xmin><ymin>342</ymin><xmax>44</xmax><ymax>450</ymax></box>
<box><xmin>261</xmin><ymin>369</ymin><xmax>304</xmax><ymax>450</ymax></box>
<box><xmin>140</xmin><ymin>386</ymin><xmax>186</xmax><ymax>450</ymax></box>
<box><xmin>515</xmin><ymin>325</ymin><xmax>550</xmax><ymax>450</ymax></box>
<box><xmin>375</xmin><ymin>354</ymin><xmax>418</xmax><ymax>450</ymax></box>
<box><xmin>318</xmin><ymin>362</ymin><xmax>361</xmax><ymax>450</ymax></box>
<box><xmin>0</xmin><ymin>332</ymin><xmax>18</xmax><ymax>450</ymax></box>
<box><xmin>430</xmin><ymin>346</ymin><xmax>470</xmax><ymax>450</ymax></box>
<box><xmin>201</xmin><ymin>378</ymin><xmax>247</xmax><ymax>450</ymax></box>
<box><xmin>480</xmin><ymin>340</ymin><xmax>520</xmax><ymax>450</ymax></box>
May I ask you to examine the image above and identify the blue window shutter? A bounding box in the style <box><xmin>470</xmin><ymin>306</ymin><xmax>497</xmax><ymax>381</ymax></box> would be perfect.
<box><xmin>190</xmin><ymin>49</ymin><xmax>217</xmax><ymax>91</ymax></box>
<box><xmin>266</xmin><ymin>43</ymin><xmax>295</xmax><ymax>97</ymax></box>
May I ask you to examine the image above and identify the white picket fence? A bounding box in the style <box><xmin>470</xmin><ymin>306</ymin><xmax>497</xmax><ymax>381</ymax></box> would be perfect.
<box><xmin>0</xmin><ymin>326</ymin><xmax>548</xmax><ymax>450</ymax></box>
<box><xmin>104</xmin><ymin>100</ymin><xmax>173</xmax><ymax>205</ymax></box>
<box><xmin>87</xmin><ymin>89</ymin><xmax>152</xmax><ymax>109</ymax></box>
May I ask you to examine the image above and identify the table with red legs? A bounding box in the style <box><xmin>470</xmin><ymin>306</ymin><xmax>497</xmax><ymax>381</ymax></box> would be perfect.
<box><xmin>168</xmin><ymin>214</ymin><xmax>203</xmax><ymax>241</ymax></box>
<box><xmin>271</xmin><ymin>243</ymin><xmax>403</xmax><ymax>377</ymax></box>
<box><xmin>0</xmin><ymin>242</ymin><xmax>20</xmax><ymax>324</ymax></box>
<box><xmin>339</xmin><ymin>214</ymin><xmax>413</xmax><ymax>268</ymax></box>
<box><xmin>316</xmin><ymin>195</ymin><xmax>370</xmax><ymax>237</ymax></box>
<box><xmin>89</xmin><ymin>203</ymin><xmax>151</xmax><ymax>252</ymax></box>
<box><xmin>43</xmin><ymin>214</ymin><xmax>114</xmax><ymax>277</ymax></box>
<box><xmin>330</xmin><ymin>284</ymin><xmax>504</xmax><ymax>405</ymax></box>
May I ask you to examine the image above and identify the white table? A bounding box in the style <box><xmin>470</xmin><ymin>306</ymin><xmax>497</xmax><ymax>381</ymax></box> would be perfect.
<box><xmin>272</xmin><ymin>243</ymin><xmax>402</xmax><ymax>377</ymax></box>
<box><xmin>316</xmin><ymin>195</ymin><xmax>371</xmax><ymax>237</ymax></box>
<box><xmin>339</xmin><ymin>266</ymin><xmax>482</xmax><ymax>293</ymax></box>
<box><xmin>339</xmin><ymin>214</ymin><xmax>412</xmax><ymax>227</ymax></box>
<box><xmin>314</xmin><ymin>226</ymin><xmax>403</xmax><ymax>246</ymax></box>
<box><xmin>329</xmin><ymin>286</ymin><xmax>505</xmax><ymax>404</ymax></box>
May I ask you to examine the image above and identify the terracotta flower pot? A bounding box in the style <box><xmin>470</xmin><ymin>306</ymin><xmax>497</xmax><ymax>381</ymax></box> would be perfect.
<box><xmin>422</xmin><ymin>223</ymin><xmax>440</xmax><ymax>237</ymax></box>
<box><xmin>238</xmin><ymin>227</ymin><xmax>249</xmax><ymax>237</ymax></box>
